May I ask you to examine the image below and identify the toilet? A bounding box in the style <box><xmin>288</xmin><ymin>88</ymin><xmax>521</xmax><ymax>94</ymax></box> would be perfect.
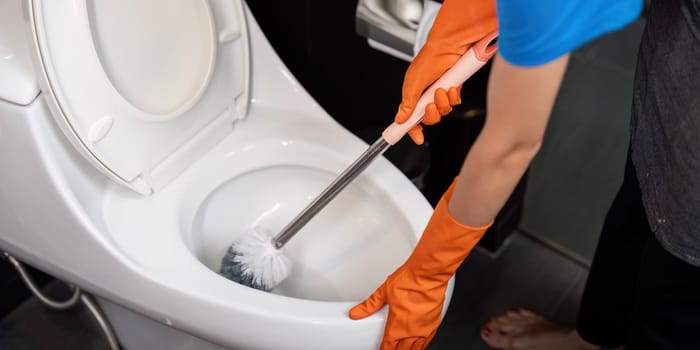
<box><xmin>0</xmin><ymin>1</ymin><xmax>454</xmax><ymax>349</ymax></box>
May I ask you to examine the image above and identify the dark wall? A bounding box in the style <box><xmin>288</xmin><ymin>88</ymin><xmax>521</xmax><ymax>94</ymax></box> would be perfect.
<box><xmin>247</xmin><ymin>1</ymin><xmax>409</xmax><ymax>133</ymax></box>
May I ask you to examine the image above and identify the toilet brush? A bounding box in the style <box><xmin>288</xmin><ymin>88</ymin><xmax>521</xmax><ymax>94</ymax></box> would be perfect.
<box><xmin>220</xmin><ymin>33</ymin><xmax>498</xmax><ymax>291</ymax></box>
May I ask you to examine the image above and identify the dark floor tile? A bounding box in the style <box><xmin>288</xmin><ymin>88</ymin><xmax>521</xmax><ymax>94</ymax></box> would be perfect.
<box><xmin>429</xmin><ymin>233</ymin><xmax>588</xmax><ymax>349</ymax></box>
<box><xmin>551</xmin><ymin>274</ymin><xmax>588</xmax><ymax>328</ymax></box>
<box><xmin>0</xmin><ymin>282</ymin><xmax>109</xmax><ymax>350</ymax></box>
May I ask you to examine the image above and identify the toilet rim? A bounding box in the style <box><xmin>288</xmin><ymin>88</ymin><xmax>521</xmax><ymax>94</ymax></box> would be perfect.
<box><xmin>100</xmin><ymin>110</ymin><xmax>440</xmax><ymax>323</ymax></box>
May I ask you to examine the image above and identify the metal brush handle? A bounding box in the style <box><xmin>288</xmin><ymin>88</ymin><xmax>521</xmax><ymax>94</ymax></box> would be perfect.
<box><xmin>272</xmin><ymin>138</ymin><xmax>390</xmax><ymax>248</ymax></box>
<box><xmin>271</xmin><ymin>32</ymin><xmax>498</xmax><ymax>249</ymax></box>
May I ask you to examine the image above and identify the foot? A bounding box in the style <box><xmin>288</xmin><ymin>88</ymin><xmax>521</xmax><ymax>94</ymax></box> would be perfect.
<box><xmin>480</xmin><ymin>309</ymin><xmax>599</xmax><ymax>350</ymax></box>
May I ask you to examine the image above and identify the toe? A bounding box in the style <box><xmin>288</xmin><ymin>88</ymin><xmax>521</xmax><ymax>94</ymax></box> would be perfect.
<box><xmin>507</xmin><ymin>310</ymin><xmax>524</xmax><ymax>320</ymax></box>
<box><xmin>489</xmin><ymin>315</ymin><xmax>527</xmax><ymax>335</ymax></box>
<box><xmin>481</xmin><ymin>324</ymin><xmax>510</xmax><ymax>349</ymax></box>
<box><xmin>518</xmin><ymin>309</ymin><xmax>536</xmax><ymax>317</ymax></box>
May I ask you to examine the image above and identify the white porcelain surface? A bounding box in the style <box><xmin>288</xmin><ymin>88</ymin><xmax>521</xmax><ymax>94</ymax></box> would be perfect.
<box><xmin>100</xmin><ymin>104</ymin><xmax>450</xmax><ymax>349</ymax></box>
<box><xmin>97</xmin><ymin>298</ymin><xmax>229</xmax><ymax>350</ymax></box>
<box><xmin>0</xmin><ymin>2</ymin><xmax>451</xmax><ymax>349</ymax></box>
<box><xmin>0</xmin><ymin>0</ymin><xmax>40</xmax><ymax>105</ymax></box>
<box><xmin>28</xmin><ymin>0</ymin><xmax>250</xmax><ymax>194</ymax></box>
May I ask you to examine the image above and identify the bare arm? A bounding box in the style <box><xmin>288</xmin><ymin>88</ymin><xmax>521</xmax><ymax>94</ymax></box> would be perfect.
<box><xmin>448</xmin><ymin>53</ymin><xmax>570</xmax><ymax>226</ymax></box>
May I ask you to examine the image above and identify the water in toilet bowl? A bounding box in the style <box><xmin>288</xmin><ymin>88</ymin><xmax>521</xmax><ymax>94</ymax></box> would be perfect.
<box><xmin>190</xmin><ymin>165</ymin><xmax>415</xmax><ymax>302</ymax></box>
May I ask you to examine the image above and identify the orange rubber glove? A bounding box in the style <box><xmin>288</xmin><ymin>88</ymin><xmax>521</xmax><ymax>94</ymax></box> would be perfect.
<box><xmin>398</xmin><ymin>0</ymin><xmax>497</xmax><ymax>144</ymax></box>
<box><xmin>349</xmin><ymin>178</ymin><xmax>492</xmax><ymax>349</ymax></box>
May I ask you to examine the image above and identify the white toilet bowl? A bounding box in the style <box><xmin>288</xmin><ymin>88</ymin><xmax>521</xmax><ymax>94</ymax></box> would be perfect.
<box><xmin>0</xmin><ymin>1</ymin><xmax>454</xmax><ymax>349</ymax></box>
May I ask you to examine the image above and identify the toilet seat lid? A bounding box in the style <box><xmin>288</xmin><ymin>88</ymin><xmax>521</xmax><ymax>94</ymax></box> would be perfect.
<box><xmin>28</xmin><ymin>0</ymin><xmax>250</xmax><ymax>194</ymax></box>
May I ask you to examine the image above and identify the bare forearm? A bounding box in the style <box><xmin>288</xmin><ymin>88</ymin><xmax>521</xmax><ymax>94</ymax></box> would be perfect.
<box><xmin>448</xmin><ymin>54</ymin><xmax>569</xmax><ymax>226</ymax></box>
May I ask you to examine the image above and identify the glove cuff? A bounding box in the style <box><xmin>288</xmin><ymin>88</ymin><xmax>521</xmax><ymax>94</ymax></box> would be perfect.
<box><xmin>404</xmin><ymin>177</ymin><xmax>492</xmax><ymax>278</ymax></box>
<box><xmin>440</xmin><ymin>177</ymin><xmax>494</xmax><ymax>231</ymax></box>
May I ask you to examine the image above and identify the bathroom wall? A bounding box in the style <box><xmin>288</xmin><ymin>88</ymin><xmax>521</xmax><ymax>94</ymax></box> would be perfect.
<box><xmin>247</xmin><ymin>1</ymin><xmax>408</xmax><ymax>133</ymax></box>
<box><xmin>520</xmin><ymin>20</ymin><xmax>646</xmax><ymax>264</ymax></box>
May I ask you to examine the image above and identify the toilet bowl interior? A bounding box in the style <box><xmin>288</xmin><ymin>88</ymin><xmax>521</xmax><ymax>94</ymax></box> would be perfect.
<box><xmin>189</xmin><ymin>164</ymin><xmax>415</xmax><ymax>302</ymax></box>
<box><xmin>100</xmin><ymin>106</ymin><xmax>433</xmax><ymax>310</ymax></box>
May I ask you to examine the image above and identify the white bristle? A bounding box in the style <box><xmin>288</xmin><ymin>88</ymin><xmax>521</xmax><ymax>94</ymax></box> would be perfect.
<box><xmin>231</xmin><ymin>227</ymin><xmax>291</xmax><ymax>290</ymax></box>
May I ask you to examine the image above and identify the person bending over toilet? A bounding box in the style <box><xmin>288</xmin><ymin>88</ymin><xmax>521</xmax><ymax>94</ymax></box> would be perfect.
<box><xmin>349</xmin><ymin>0</ymin><xmax>700</xmax><ymax>349</ymax></box>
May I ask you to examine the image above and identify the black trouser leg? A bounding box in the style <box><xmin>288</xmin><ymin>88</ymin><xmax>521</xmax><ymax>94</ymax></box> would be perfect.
<box><xmin>626</xmin><ymin>234</ymin><xmax>700</xmax><ymax>349</ymax></box>
<box><xmin>576</xmin><ymin>151</ymin><xmax>700</xmax><ymax>348</ymax></box>
<box><xmin>576</xmin><ymin>153</ymin><xmax>648</xmax><ymax>348</ymax></box>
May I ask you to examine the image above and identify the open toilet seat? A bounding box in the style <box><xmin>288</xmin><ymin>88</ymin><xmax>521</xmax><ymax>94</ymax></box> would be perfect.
<box><xmin>28</xmin><ymin>0</ymin><xmax>250</xmax><ymax>195</ymax></box>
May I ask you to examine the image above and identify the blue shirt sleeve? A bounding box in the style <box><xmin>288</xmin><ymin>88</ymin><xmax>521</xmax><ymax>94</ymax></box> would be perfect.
<box><xmin>496</xmin><ymin>0</ymin><xmax>643</xmax><ymax>67</ymax></box>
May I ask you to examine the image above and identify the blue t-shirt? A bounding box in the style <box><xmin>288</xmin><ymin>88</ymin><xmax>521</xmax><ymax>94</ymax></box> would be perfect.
<box><xmin>497</xmin><ymin>0</ymin><xmax>644</xmax><ymax>66</ymax></box>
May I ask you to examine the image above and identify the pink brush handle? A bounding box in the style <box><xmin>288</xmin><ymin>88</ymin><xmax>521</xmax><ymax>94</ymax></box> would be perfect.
<box><xmin>382</xmin><ymin>32</ymin><xmax>498</xmax><ymax>145</ymax></box>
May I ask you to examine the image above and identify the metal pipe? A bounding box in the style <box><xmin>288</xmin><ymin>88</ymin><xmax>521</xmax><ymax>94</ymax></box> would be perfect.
<box><xmin>2</xmin><ymin>251</ymin><xmax>120</xmax><ymax>350</ymax></box>
<box><xmin>81</xmin><ymin>293</ymin><xmax>121</xmax><ymax>350</ymax></box>
<box><xmin>3</xmin><ymin>251</ymin><xmax>81</xmax><ymax>310</ymax></box>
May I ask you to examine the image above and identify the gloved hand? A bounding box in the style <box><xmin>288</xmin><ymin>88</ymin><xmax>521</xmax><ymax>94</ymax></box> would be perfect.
<box><xmin>398</xmin><ymin>0</ymin><xmax>497</xmax><ymax>144</ymax></box>
<box><xmin>349</xmin><ymin>178</ymin><xmax>492</xmax><ymax>349</ymax></box>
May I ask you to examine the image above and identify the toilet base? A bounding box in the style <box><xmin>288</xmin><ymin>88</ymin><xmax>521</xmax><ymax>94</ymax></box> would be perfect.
<box><xmin>96</xmin><ymin>298</ymin><xmax>228</xmax><ymax>350</ymax></box>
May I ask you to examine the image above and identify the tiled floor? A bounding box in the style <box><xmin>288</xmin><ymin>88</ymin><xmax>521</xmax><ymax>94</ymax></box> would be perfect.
<box><xmin>0</xmin><ymin>282</ymin><xmax>109</xmax><ymax>350</ymax></box>
<box><xmin>0</xmin><ymin>232</ymin><xmax>587</xmax><ymax>349</ymax></box>
<box><xmin>429</xmin><ymin>233</ymin><xmax>587</xmax><ymax>349</ymax></box>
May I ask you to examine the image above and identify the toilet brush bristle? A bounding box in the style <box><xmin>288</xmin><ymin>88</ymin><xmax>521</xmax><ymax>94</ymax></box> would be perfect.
<box><xmin>219</xmin><ymin>227</ymin><xmax>291</xmax><ymax>291</ymax></box>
